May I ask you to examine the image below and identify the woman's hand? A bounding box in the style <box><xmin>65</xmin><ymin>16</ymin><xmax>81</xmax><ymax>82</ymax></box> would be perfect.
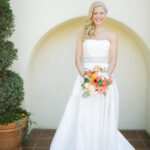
<box><xmin>80</xmin><ymin>70</ymin><xmax>84</xmax><ymax>79</ymax></box>
<box><xmin>106</xmin><ymin>71</ymin><xmax>111</xmax><ymax>78</ymax></box>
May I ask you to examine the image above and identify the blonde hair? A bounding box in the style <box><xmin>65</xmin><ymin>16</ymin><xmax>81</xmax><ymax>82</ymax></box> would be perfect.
<box><xmin>81</xmin><ymin>1</ymin><xmax>108</xmax><ymax>41</ymax></box>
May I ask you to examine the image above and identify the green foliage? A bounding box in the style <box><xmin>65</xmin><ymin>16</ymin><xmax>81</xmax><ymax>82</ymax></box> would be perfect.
<box><xmin>0</xmin><ymin>0</ymin><xmax>34</xmax><ymax>145</ymax></box>
<box><xmin>0</xmin><ymin>40</ymin><xmax>17</xmax><ymax>71</ymax></box>
<box><xmin>107</xmin><ymin>80</ymin><xmax>111</xmax><ymax>84</ymax></box>
<box><xmin>0</xmin><ymin>70</ymin><xmax>24</xmax><ymax>114</ymax></box>
<box><xmin>98</xmin><ymin>80</ymin><xmax>103</xmax><ymax>86</ymax></box>
<box><xmin>0</xmin><ymin>0</ymin><xmax>15</xmax><ymax>40</ymax></box>
<box><xmin>84</xmin><ymin>77</ymin><xmax>89</xmax><ymax>83</ymax></box>
<box><xmin>0</xmin><ymin>107</ymin><xmax>26</xmax><ymax>125</ymax></box>
<box><xmin>0</xmin><ymin>107</ymin><xmax>33</xmax><ymax>144</ymax></box>
<box><xmin>22</xmin><ymin>112</ymin><xmax>35</xmax><ymax>145</ymax></box>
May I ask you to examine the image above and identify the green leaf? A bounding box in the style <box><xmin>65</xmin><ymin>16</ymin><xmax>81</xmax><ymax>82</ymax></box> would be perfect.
<box><xmin>84</xmin><ymin>77</ymin><xmax>89</xmax><ymax>83</ymax></box>
<box><xmin>98</xmin><ymin>80</ymin><xmax>103</xmax><ymax>86</ymax></box>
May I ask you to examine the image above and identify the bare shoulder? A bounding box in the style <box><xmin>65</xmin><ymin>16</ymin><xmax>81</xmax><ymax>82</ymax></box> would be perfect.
<box><xmin>105</xmin><ymin>30</ymin><xmax>118</xmax><ymax>41</ymax></box>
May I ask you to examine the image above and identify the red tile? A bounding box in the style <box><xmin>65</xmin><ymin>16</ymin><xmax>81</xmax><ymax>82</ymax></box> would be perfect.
<box><xmin>23</xmin><ymin>138</ymin><xmax>37</xmax><ymax>147</ymax></box>
<box><xmin>23</xmin><ymin>129</ymin><xmax>150</xmax><ymax>150</ymax></box>
<box><xmin>121</xmin><ymin>131</ymin><xmax>139</xmax><ymax>140</ymax></box>
<box><xmin>36</xmin><ymin>139</ymin><xmax>51</xmax><ymax>147</ymax></box>
<box><xmin>30</xmin><ymin>129</ymin><xmax>42</xmax><ymax>138</ymax></box>
<box><xmin>23</xmin><ymin>148</ymin><xmax>33</xmax><ymax>150</ymax></box>
<box><xmin>34</xmin><ymin>148</ymin><xmax>49</xmax><ymax>150</ymax></box>
<box><xmin>129</xmin><ymin>140</ymin><xmax>147</xmax><ymax>149</ymax></box>
<box><xmin>137</xmin><ymin>131</ymin><xmax>150</xmax><ymax>139</ymax></box>
<box><xmin>40</xmin><ymin>131</ymin><xmax>55</xmax><ymax>139</ymax></box>
<box><xmin>143</xmin><ymin>139</ymin><xmax>150</xmax><ymax>149</ymax></box>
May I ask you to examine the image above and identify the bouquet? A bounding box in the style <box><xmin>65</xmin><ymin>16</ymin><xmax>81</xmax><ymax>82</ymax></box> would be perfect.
<box><xmin>81</xmin><ymin>66</ymin><xmax>113</xmax><ymax>98</ymax></box>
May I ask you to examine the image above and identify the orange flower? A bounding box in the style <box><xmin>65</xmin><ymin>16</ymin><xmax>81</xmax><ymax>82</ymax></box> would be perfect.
<box><xmin>82</xmin><ymin>66</ymin><xmax>113</xmax><ymax>97</ymax></box>
<box><xmin>98</xmin><ymin>87</ymin><xmax>103</xmax><ymax>93</ymax></box>
<box><xmin>89</xmin><ymin>81</ymin><xmax>92</xmax><ymax>85</ymax></box>
<box><xmin>85</xmin><ymin>88</ymin><xmax>90</xmax><ymax>93</ymax></box>
<box><xmin>88</xmin><ymin>71</ymin><xmax>93</xmax><ymax>77</ymax></box>
<box><xmin>103</xmin><ymin>80</ymin><xmax>108</xmax><ymax>86</ymax></box>
<box><xmin>94</xmin><ymin>82</ymin><xmax>99</xmax><ymax>89</ymax></box>
<box><xmin>97</xmin><ymin>85</ymin><xmax>108</xmax><ymax>94</ymax></box>
<box><xmin>103</xmin><ymin>86</ymin><xmax>108</xmax><ymax>93</ymax></box>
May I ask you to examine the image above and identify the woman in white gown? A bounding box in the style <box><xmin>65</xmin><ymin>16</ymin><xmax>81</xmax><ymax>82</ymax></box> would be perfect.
<box><xmin>50</xmin><ymin>1</ymin><xmax>135</xmax><ymax>150</ymax></box>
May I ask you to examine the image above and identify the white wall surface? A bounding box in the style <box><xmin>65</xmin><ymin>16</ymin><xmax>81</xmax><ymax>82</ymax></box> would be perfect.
<box><xmin>31</xmin><ymin>20</ymin><xmax>148</xmax><ymax>130</ymax></box>
<box><xmin>9</xmin><ymin>0</ymin><xmax>150</xmax><ymax>134</ymax></box>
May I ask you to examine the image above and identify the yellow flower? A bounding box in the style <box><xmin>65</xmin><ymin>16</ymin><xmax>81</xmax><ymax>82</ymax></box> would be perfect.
<box><xmin>21</xmin><ymin>113</ymin><xmax>25</xmax><ymax>117</ymax></box>
<box><xmin>91</xmin><ymin>74</ymin><xmax>97</xmax><ymax>82</ymax></box>
<box><xmin>98</xmin><ymin>66</ymin><xmax>102</xmax><ymax>70</ymax></box>
<box><xmin>85</xmin><ymin>88</ymin><xmax>90</xmax><ymax>93</ymax></box>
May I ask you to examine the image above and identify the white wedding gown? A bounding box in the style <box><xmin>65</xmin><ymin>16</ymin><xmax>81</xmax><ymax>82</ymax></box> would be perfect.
<box><xmin>49</xmin><ymin>39</ymin><xmax>135</xmax><ymax>150</ymax></box>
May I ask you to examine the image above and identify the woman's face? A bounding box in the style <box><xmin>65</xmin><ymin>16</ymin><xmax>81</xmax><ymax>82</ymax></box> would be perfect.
<box><xmin>92</xmin><ymin>6</ymin><xmax>106</xmax><ymax>25</ymax></box>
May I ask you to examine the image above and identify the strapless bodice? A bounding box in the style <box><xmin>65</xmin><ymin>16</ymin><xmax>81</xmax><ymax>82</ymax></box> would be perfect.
<box><xmin>83</xmin><ymin>39</ymin><xmax>110</xmax><ymax>58</ymax></box>
<box><xmin>82</xmin><ymin>39</ymin><xmax>111</xmax><ymax>71</ymax></box>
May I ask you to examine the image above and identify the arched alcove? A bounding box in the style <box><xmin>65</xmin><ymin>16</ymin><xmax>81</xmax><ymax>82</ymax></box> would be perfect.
<box><xmin>27</xmin><ymin>16</ymin><xmax>150</xmax><ymax>131</ymax></box>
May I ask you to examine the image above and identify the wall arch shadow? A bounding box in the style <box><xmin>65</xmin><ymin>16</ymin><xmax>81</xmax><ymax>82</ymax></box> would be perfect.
<box><xmin>27</xmin><ymin>16</ymin><xmax>150</xmax><ymax>131</ymax></box>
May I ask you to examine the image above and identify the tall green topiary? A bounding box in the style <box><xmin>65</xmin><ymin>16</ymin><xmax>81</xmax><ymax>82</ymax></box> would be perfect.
<box><xmin>0</xmin><ymin>0</ymin><xmax>33</xmax><ymax>145</ymax></box>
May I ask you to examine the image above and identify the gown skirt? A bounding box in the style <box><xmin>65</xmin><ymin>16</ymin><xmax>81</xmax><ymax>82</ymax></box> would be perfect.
<box><xmin>49</xmin><ymin>62</ymin><xmax>135</xmax><ymax>150</ymax></box>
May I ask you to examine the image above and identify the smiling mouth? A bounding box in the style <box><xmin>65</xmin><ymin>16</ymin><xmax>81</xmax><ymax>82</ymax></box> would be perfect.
<box><xmin>95</xmin><ymin>19</ymin><xmax>102</xmax><ymax>22</ymax></box>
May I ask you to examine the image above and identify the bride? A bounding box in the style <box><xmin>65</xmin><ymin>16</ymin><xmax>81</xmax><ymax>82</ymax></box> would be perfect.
<box><xmin>49</xmin><ymin>1</ymin><xmax>135</xmax><ymax>150</ymax></box>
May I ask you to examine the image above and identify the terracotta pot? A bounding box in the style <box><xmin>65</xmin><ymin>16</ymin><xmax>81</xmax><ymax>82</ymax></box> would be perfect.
<box><xmin>0</xmin><ymin>116</ymin><xmax>27</xmax><ymax>150</ymax></box>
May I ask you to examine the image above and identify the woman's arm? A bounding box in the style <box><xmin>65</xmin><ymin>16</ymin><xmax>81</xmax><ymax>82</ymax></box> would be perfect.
<box><xmin>75</xmin><ymin>31</ymin><xmax>84</xmax><ymax>77</ymax></box>
<box><xmin>106</xmin><ymin>32</ymin><xmax>118</xmax><ymax>77</ymax></box>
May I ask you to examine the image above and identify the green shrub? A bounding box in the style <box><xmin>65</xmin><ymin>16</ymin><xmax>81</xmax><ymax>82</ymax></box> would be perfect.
<box><xmin>0</xmin><ymin>40</ymin><xmax>17</xmax><ymax>71</ymax></box>
<box><xmin>0</xmin><ymin>70</ymin><xmax>24</xmax><ymax>114</ymax></box>
<box><xmin>0</xmin><ymin>0</ymin><xmax>34</xmax><ymax>145</ymax></box>
<box><xmin>0</xmin><ymin>0</ymin><xmax>15</xmax><ymax>40</ymax></box>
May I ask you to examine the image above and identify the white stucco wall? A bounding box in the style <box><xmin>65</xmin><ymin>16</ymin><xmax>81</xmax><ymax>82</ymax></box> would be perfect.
<box><xmin>9</xmin><ymin>0</ymin><xmax>150</xmax><ymax>134</ymax></box>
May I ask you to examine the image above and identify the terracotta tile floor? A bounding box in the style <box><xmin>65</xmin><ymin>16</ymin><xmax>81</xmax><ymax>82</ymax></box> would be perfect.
<box><xmin>23</xmin><ymin>129</ymin><xmax>150</xmax><ymax>150</ymax></box>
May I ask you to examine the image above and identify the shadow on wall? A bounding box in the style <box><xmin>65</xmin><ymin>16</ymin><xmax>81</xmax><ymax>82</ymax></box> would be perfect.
<box><xmin>27</xmin><ymin>16</ymin><xmax>150</xmax><ymax>134</ymax></box>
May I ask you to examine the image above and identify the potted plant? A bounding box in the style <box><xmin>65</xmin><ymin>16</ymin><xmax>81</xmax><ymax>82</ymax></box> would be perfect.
<box><xmin>0</xmin><ymin>0</ymin><xmax>34</xmax><ymax>149</ymax></box>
